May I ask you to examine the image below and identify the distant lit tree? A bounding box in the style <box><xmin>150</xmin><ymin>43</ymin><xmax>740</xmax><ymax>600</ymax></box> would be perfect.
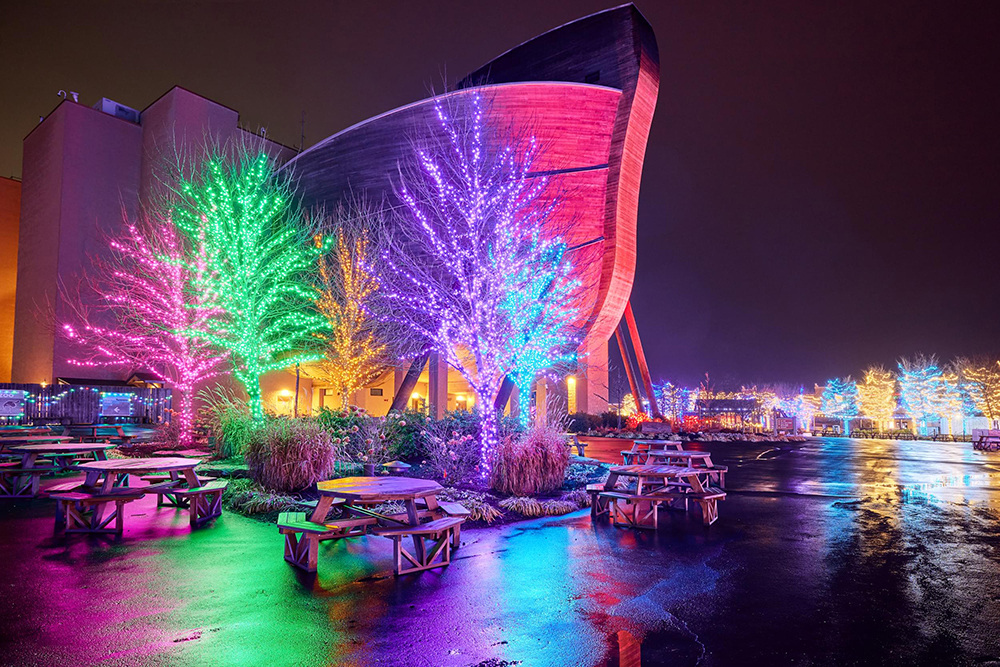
<box><xmin>897</xmin><ymin>354</ymin><xmax>961</xmax><ymax>434</ymax></box>
<box><xmin>821</xmin><ymin>376</ymin><xmax>859</xmax><ymax>434</ymax></box>
<box><xmin>857</xmin><ymin>365</ymin><xmax>897</xmax><ymax>430</ymax></box>
<box><xmin>961</xmin><ymin>357</ymin><xmax>1000</xmax><ymax>421</ymax></box>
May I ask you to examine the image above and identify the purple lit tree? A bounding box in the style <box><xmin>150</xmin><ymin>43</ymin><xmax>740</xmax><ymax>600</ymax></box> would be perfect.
<box><xmin>375</xmin><ymin>91</ymin><xmax>580</xmax><ymax>474</ymax></box>
<box><xmin>62</xmin><ymin>213</ymin><xmax>229</xmax><ymax>446</ymax></box>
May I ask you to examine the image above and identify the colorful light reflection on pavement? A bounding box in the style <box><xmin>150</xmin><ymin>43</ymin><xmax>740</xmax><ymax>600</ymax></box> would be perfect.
<box><xmin>1</xmin><ymin>437</ymin><xmax>998</xmax><ymax>666</ymax></box>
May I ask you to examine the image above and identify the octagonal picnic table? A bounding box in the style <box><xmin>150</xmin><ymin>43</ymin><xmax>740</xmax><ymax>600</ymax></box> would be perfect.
<box><xmin>0</xmin><ymin>435</ymin><xmax>76</xmax><ymax>459</ymax></box>
<box><xmin>314</xmin><ymin>476</ymin><xmax>444</xmax><ymax>561</ymax></box>
<box><xmin>8</xmin><ymin>442</ymin><xmax>115</xmax><ymax>471</ymax></box>
<box><xmin>78</xmin><ymin>457</ymin><xmax>201</xmax><ymax>492</ymax></box>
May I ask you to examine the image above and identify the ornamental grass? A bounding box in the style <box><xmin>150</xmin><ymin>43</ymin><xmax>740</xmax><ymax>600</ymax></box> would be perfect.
<box><xmin>245</xmin><ymin>419</ymin><xmax>339</xmax><ymax>493</ymax></box>
<box><xmin>489</xmin><ymin>423</ymin><xmax>570</xmax><ymax>496</ymax></box>
<box><xmin>499</xmin><ymin>496</ymin><xmax>545</xmax><ymax>517</ymax></box>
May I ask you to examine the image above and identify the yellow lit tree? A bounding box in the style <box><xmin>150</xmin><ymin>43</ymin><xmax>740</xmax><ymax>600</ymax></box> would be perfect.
<box><xmin>961</xmin><ymin>358</ymin><xmax>1000</xmax><ymax>421</ymax></box>
<box><xmin>857</xmin><ymin>365</ymin><xmax>897</xmax><ymax>430</ymax></box>
<box><xmin>311</xmin><ymin>228</ymin><xmax>388</xmax><ymax>407</ymax></box>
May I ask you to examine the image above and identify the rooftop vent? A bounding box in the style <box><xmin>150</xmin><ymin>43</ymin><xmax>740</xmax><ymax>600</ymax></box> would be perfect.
<box><xmin>92</xmin><ymin>98</ymin><xmax>140</xmax><ymax>124</ymax></box>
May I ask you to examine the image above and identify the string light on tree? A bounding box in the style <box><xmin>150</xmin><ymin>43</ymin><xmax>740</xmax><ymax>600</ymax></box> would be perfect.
<box><xmin>172</xmin><ymin>148</ymin><xmax>328</xmax><ymax>421</ymax></box>
<box><xmin>375</xmin><ymin>90</ymin><xmax>582</xmax><ymax>475</ymax></box>
<box><xmin>857</xmin><ymin>365</ymin><xmax>897</xmax><ymax>430</ymax></box>
<box><xmin>62</xmin><ymin>214</ymin><xmax>228</xmax><ymax>446</ymax></box>
<box><xmin>821</xmin><ymin>376</ymin><xmax>860</xmax><ymax>435</ymax></box>
<box><xmin>312</xmin><ymin>226</ymin><xmax>388</xmax><ymax>408</ymax></box>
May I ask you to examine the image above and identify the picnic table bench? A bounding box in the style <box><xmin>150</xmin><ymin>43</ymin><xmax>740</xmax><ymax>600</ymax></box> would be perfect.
<box><xmin>599</xmin><ymin>464</ymin><xmax>726</xmax><ymax>528</ymax></box>
<box><xmin>373</xmin><ymin>517</ymin><xmax>464</xmax><ymax>575</ymax></box>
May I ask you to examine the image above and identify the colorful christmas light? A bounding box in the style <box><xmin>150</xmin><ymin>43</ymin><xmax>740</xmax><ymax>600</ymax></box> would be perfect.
<box><xmin>857</xmin><ymin>365</ymin><xmax>897</xmax><ymax>429</ymax></box>
<box><xmin>312</xmin><ymin>229</ymin><xmax>388</xmax><ymax>407</ymax></box>
<box><xmin>821</xmin><ymin>376</ymin><xmax>860</xmax><ymax>434</ymax></box>
<box><xmin>172</xmin><ymin>149</ymin><xmax>327</xmax><ymax>421</ymax></box>
<box><xmin>62</xmin><ymin>215</ymin><xmax>228</xmax><ymax>445</ymax></box>
<box><xmin>376</xmin><ymin>91</ymin><xmax>577</xmax><ymax>473</ymax></box>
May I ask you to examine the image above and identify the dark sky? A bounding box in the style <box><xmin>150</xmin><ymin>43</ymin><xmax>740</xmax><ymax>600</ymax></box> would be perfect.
<box><xmin>2</xmin><ymin>1</ymin><xmax>999</xmax><ymax>387</ymax></box>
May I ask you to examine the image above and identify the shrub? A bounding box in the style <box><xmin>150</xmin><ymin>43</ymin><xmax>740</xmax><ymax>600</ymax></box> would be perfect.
<box><xmin>489</xmin><ymin>423</ymin><xmax>570</xmax><ymax>496</ymax></box>
<box><xmin>499</xmin><ymin>496</ymin><xmax>544</xmax><ymax>517</ymax></box>
<box><xmin>338</xmin><ymin>412</ymin><xmax>415</xmax><ymax>466</ymax></box>
<box><xmin>567</xmin><ymin>412</ymin><xmax>601</xmax><ymax>433</ymax></box>
<box><xmin>559</xmin><ymin>488</ymin><xmax>591</xmax><ymax>508</ymax></box>
<box><xmin>389</xmin><ymin>410</ymin><xmax>429</xmax><ymax>459</ymax></box>
<box><xmin>423</xmin><ymin>419</ymin><xmax>482</xmax><ymax>483</ymax></box>
<box><xmin>245</xmin><ymin>418</ymin><xmax>339</xmax><ymax>492</ymax></box>
<box><xmin>147</xmin><ymin>420</ymin><xmax>180</xmax><ymax>448</ymax></box>
<box><xmin>198</xmin><ymin>386</ymin><xmax>255</xmax><ymax>458</ymax></box>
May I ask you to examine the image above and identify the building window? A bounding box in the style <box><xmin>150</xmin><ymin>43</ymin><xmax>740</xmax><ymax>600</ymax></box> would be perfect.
<box><xmin>370</xmin><ymin>388</ymin><xmax>383</xmax><ymax>396</ymax></box>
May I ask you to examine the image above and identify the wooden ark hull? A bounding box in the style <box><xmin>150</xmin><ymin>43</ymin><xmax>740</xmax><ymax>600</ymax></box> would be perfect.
<box><xmin>285</xmin><ymin>3</ymin><xmax>659</xmax><ymax>349</ymax></box>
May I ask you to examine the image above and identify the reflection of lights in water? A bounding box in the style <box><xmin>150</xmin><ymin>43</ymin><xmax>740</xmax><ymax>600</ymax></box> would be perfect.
<box><xmin>900</xmin><ymin>472</ymin><xmax>1000</xmax><ymax>503</ymax></box>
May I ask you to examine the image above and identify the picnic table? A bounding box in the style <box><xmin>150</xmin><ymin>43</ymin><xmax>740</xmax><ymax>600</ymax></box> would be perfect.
<box><xmin>281</xmin><ymin>476</ymin><xmax>450</xmax><ymax>574</ymax></box>
<box><xmin>600</xmin><ymin>464</ymin><xmax>726</xmax><ymax>527</ymax></box>
<box><xmin>0</xmin><ymin>440</ymin><xmax>110</xmax><ymax>498</ymax></box>
<box><xmin>0</xmin><ymin>428</ymin><xmax>54</xmax><ymax>437</ymax></box>
<box><xmin>621</xmin><ymin>439</ymin><xmax>684</xmax><ymax>464</ymax></box>
<box><xmin>67</xmin><ymin>423</ymin><xmax>138</xmax><ymax>445</ymax></box>
<box><xmin>645</xmin><ymin>449</ymin><xmax>714</xmax><ymax>466</ymax></box>
<box><xmin>0</xmin><ymin>435</ymin><xmax>76</xmax><ymax>459</ymax></box>
<box><xmin>63</xmin><ymin>457</ymin><xmax>225</xmax><ymax>533</ymax></box>
<box><xmin>8</xmin><ymin>442</ymin><xmax>115</xmax><ymax>471</ymax></box>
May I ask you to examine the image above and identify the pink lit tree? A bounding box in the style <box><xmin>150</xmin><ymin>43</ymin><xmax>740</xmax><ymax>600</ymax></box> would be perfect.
<box><xmin>62</xmin><ymin>213</ymin><xmax>229</xmax><ymax>446</ymax></box>
<box><xmin>375</xmin><ymin>91</ymin><xmax>581</xmax><ymax>475</ymax></box>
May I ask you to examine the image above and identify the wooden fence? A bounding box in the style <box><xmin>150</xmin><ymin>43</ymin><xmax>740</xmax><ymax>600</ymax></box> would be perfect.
<box><xmin>0</xmin><ymin>384</ymin><xmax>172</xmax><ymax>425</ymax></box>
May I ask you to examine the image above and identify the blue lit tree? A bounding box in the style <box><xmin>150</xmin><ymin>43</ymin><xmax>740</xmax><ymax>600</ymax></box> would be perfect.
<box><xmin>821</xmin><ymin>376</ymin><xmax>859</xmax><ymax>435</ymax></box>
<box><xmin>897</xmin><ymin>355</ymin><xmax>960</xmax><ymax>434</ymax></box>
<box><xmin>502</xmin><ymin>241</ymin><xmax>582</xmax><ymax>427</ymax></box>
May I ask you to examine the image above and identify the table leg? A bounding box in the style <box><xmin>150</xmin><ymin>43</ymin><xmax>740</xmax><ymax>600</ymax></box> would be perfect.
<box><xmin>405</xmin><ymin>499</ymin><xmax>426</xmax><ymax>562</ymax></box>
<box><xmin>309</xmin><ymin>496</ymin><xmax>334</xmax><ymax>523</ymax></box>
<box><xmin>94</xmin><ymin>449</ymin><xmax>108</xmax><ymax>461</ymax></box>
<box><xmin>604</xmin><ymin>472</ymin><xmax>620</xmax><ymax>491</ymax></box>
<box><xmin>182</xmin><ymin>468</ymin><xmax>201</xmax><ymax>488</ymax></box>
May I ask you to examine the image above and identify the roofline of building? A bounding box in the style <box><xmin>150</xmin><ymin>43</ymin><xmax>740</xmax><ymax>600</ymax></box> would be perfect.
<box><xmin>282</xmin><ymin>80</ymin><xmax>620</xmax><ymax>173</ymax></box>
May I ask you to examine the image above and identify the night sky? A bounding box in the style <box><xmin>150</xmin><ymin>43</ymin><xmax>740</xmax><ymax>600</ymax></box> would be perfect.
<box><xmin>2</xmin><ymin>1</ymin><xmax>998</xmax><ymax>387</ymax></box>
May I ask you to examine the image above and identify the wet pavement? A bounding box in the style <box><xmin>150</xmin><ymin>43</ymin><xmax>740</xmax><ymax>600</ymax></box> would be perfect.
<box><xmin>1</xmin><ymin>437</ymin><xmax>999</xmax><ymax>667</ymax></box>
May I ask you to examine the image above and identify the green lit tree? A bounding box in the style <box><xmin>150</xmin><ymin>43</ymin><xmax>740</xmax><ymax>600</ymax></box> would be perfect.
<box><xmin>173</xmin><ymin>148</ymin><xmax>326</xmax><ymax>420</ymax></box>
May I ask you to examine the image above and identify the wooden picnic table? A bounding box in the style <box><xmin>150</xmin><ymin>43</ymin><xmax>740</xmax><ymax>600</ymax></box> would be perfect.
<box><xmin>603</xmin><ymin>464</ymin><xmax>725</xmax><ymax>526</ymax></box>
<box><xmin>605</xmin><ymin>464</ymin><xmax>708</xmax><ymax>495</ymax></box>
<box><xmin>0</xmin><ymin>435</ymin><xmax>76</xmax><ymax>457</ymax></box>
<box><xmin>0</xmin><ymin>428</ymin><xmax>54</xmax><ymax>437</ymax></box>
<box><xmin>8</xmin><ymin>442</ymin><xmax>115</xmax><ymax>471</ymax></box>
<box><xmin>314</xmin><ymin>476</ymin><xmax>444</xmax><ymax>561</ymax></box>
<box><xmin>67</xmin><ymin>423</ymin><xmax>138</xmax><ymax>444</ymax></box>
<box><xmin>78</xmin><ymin>457</ymin><xmax>201</xmax><ymax>492</ymax></box>
<box><xmin>634</xmin><ymin>439</ymin><xmax>685</xmax><ymax>451</ymax></box>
